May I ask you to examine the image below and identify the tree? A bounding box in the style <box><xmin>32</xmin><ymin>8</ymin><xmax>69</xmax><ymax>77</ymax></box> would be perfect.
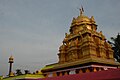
<box><xmin>24</xmin><ymin>70</ymin><xmax>30</xmax><ymax>74</ymax></box>
<box><xmin>16</xmin><ymin>69</ymin><xmax>22</xmax><ymax>75</ymax></box>
<box><xmin>108</xmin><ymin>33</ymin><xmax>120</xmax><ymax>62</ymax></box>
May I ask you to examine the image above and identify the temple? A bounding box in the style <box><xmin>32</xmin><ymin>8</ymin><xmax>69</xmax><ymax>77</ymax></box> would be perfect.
<box><xmin>1</xmin><ymin>7</ymin><xmax>120</xmax><ymax>80</ymax></box>
<box><xmin>41</xmin><ymin>7</ymin><xmax>120</xmax><ymax>77</ymax></box>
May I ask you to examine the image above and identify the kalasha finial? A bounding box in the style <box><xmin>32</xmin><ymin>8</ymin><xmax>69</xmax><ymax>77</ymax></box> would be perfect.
<box><xmin>79</xmin><ymin>6</ymin><xmax>84</xmax><ymax>15</ymax></box>
<box><xmin>9</xmin><ymin>55</ymin><xmax>14</xmax><ymax>63</ymax></box>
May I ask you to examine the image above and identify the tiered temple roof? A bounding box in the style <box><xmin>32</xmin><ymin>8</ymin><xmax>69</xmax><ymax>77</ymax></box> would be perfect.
<box><xmin>41</xmin><ymin>7</ymin><xmax>120</xmax><ymax>77</ymax></box>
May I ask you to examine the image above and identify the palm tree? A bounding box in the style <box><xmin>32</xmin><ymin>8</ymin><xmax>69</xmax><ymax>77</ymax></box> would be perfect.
<box><xmin>108</xmin><ymin>33</ymin><xmax>120</xmax><ymax>62</ymax></box>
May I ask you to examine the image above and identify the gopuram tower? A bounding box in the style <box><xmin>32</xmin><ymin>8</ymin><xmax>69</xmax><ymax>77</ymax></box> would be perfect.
<box><xmin>41</xmin><ymin>7</ymin><xmax>120</xmax><ymax>77</ymax></box>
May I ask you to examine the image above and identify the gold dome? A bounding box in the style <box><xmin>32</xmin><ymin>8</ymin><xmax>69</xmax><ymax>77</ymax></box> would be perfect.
<box><xmin>71</xmin><ymin>7</ymin><xmax>96</xmax><ymax>27</ymax></box>
<box><xmin>71</xmin><ymin>13</ymin><xmax>91</xmax><ymax>28</ymax></box>
<box><xmin>76</xmin><ymin>14</ymin><xmax>90</xmax><ymax>23</ymax></box>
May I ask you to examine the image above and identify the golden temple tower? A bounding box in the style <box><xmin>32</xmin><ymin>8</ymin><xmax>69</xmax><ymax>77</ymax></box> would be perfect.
<box><xmin>58</xmin><ymin>8</ymin><xmax>114</xmax><ymax>64</ymax></box>
<box><xmin>8</xmin><ymin>55</ymin><xmax>14</xmax><ymax>77</ymax></box>
<box><xmin>41</xmin><ymin>7</ymin><xmax>120</xmax><ymax>77</ymax></box>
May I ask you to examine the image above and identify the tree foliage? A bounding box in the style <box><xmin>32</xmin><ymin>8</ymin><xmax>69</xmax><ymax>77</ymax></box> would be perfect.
<box><xmin>108</xmin><ymin>33</ymin><xmax>120</xmax><ymax>62</ymax></box>
<box><xmin>24</xmin><ymin>70</ymin><xmax>30</xmax><ymax>74</ymax></box>
<box><xmin>16</xmin><ymin>69</ymin><xmax>22</xmax><ymax>75</ymax></box>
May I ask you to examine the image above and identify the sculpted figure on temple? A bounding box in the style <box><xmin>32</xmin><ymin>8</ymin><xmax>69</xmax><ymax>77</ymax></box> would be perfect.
<box><xmin>90</xmin><ymin>16</ymin><xmax>96</xmax><ymax>23</ymax></box>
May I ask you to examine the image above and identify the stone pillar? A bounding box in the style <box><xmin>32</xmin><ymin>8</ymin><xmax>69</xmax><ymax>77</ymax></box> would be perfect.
<box><xmin>8</xmin><ymin>56</ymin><xmax>14</xmax><ymax>77</ymax></box>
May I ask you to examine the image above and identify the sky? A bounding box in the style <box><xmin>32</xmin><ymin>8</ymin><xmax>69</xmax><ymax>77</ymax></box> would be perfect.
<box><xmin>0</xmin><ymin>0</ymin><xmax>120</xmax><ymax>76</ymax></box>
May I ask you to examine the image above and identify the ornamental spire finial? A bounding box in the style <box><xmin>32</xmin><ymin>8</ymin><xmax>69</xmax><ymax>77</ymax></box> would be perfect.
<box><xmin>79</xmin><ymin>6</ymin><xmax>84</xmax><ymax>15</ymax></box>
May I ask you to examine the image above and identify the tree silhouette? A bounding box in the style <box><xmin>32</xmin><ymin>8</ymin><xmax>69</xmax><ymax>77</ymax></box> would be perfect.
<box><xmin>16</xmin><ymin>69</ymin><xmax>22</xmax><ymax>75</ymax></box>
<box><xmin>24</xmin><ymin>70</ymin><xmax>30</xmax><ymax>74</ymax></box>
<box><xmin>108</xmin><ymin>33</ymin><xmax>120</xmax><ymax>62</ymax></box>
